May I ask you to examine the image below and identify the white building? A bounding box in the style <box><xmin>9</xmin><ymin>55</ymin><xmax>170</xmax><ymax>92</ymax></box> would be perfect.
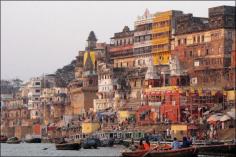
<box><xmin>27</xmin><ymin>77</ymin><xmax>42</xmax><ymax>119</ymax></box>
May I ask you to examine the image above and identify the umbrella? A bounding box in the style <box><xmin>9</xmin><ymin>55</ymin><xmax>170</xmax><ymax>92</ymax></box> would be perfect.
<box><xmin>227</xmin><ymin>111</ymin><xmax>235</xmax><ymax>119</ymax></box>
<box><xmin>207</xmin><ymin>115</ymin><xmax>222</xmax><ymax>122</ymax></box>
<box><xmin>220</xmin><ymin>115</ymin><xmax>231</xmax><ymax>121</ymax></box>
<box><xmin>203</xmin><ymin>111</ymin><xmax>210</xmax><ymax>115</ymax></box>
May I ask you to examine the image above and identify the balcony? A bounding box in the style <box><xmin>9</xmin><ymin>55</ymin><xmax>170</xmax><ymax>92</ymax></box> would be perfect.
<box><xmin>110</xmin><ymin>44</ymin><xmax>133</xmax><ymax>52</ymax></box>
<box><xmin>134</xmin><ymin>30</ymin><xmax>152</xmax><ymax>37</ymax></box>
<box><xmin>152</xmin><ymin>47</ymin><xmax>169</xmax><ymax>53</ymax></box>
<box><xmin>193</xmin><ymin>57</ymin><xmax>225</xmax><ymax>71</ymax></box>
<box><xmin>133</xmin><ymin>40</ymin><xmax>152</xmax><ymax>48</ymax></box>
<box><xmin>110</xmin><ymin>51</ymin><xmax>133</xmax><ymax>58</ymax></box>
<box><xmin>152</xmin><ymin>26</ymin><xmax>170</xmax><ymax>34</ymax></box>
<box><xmin>152</xmin><ymin>37</ymin><xmax>169</xmax><ymax>45</ymax></box>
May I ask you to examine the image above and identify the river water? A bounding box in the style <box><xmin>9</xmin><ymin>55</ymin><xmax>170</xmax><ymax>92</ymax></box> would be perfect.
<box><xmin>0</xmin><ymin>143</ymin><xmax>219</xmax><ymax>157</ymax></box>
<box><xmin>1</xmin><ymin>143</ymin><xmax>124</xmax><ymax>156</ymax></box>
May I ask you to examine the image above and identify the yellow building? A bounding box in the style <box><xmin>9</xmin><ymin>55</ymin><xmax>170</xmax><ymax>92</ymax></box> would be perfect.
<box><xmin>171</xmin><ymin>124</ymin><xmax>188</xmax><ymax>139</ymax></box>
<box><xmin>118</xmin><ymin>110</ymin><xmax>135</xmax><ymax>123</ymax></box>
<box><xmin>152</xmin><ymin>10</ymin><xmax>183</xmax><ymax>65</ymax></box>
<box><xmin>82</xmin><ymin>122</ymin><xmax>100</xmax><ymax>135</ymax></box>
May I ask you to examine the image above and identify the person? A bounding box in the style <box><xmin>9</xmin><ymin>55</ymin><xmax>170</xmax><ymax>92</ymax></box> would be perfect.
<box><xmin>181</xmin><ymin>136</ymin><xmax>190</xmax><ymax>148</ymax></box>
<box><xmin>137</xmin><ymin>139</ymin><xmax>145</xmax><ymax>150</ymax></box>
<box><xmin>171</xmin><ymin>137</ymin><xmax>180</xmax><ymax>150</ymax></box>
<box><xmin>187</xmin><ymin>136</ymin><xmax>192</xmax><ymax>145</ymax></box>
<box><xmin>143</xmin><ymin>139</ymin><xmax>151</xmax><ymax>150</ymax></box>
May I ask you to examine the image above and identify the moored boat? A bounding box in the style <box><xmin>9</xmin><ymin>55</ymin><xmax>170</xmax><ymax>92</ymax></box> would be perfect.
<box><xmin>122</xmin><ymin>145</ymin><xmax>198</xmax><ymax>157</ymax></box>
<box><xmin>55</xmin><ymin>142</ymin><xmax>81</xmax><ymax>150</ymax></box>
<box><xmin>0</xmin><ymin>135</ymin><xmax>8</xmax><ymax>143</ymax></box>
<box><xmin>25</xmin><ymin>138</ymin><xmax>41</xmax><ymax>143</ymax></box>
<box><xmin>6</xmin><ymin>137</ymin><xmax>21</xmax><ymax>144</ymax></box>
<box><xmin>147</xmin><ymin>147</ymin><xmax>198</xmax><ymax>157</ymax></box>
<box><xmin>122</xmin><ymin>149</ymin><xmax>149</xmax><ymax>157</ymax></box>
<box><xmin>197</xmin><ymin>144</ymin><xmax>236</xmax><ymax>156</ymax></box>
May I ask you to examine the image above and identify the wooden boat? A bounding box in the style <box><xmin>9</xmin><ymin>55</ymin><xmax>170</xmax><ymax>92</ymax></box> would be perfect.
<box><xmin>6</xmin><ymin>137</ymin><xmax>21</xmax><ymax>144</ymax></box>
<box><xmin>147</xmin><ymin>147</ymin><xmax>198</xmax><ymax>157</ymax></box>
<box><xmin>0</xmin><ymin>135</ymin><xmax>8</xmax><ymax>143</ymax></box>
<box><xmin>55</xmin><ymin>142</ymin><xmax>81</xmax><ymax>150</ymax></box>
<box><xmin>25</xmin><ymin>138</ymin><xmax>41</xmax><ymax>143</ymax></box>
<box><xmin>122</xmin><ymin>144</ymin><xmax>171</xmax><ymax>157</ymax></box>
<box><xmin>122</xmin><ymin>145</ymin><xmax>198</xmax><ymax>157</ymax></box>
<box><xmin>122</xmin><ymin>149</ymin><xmax>149</xmax><ymax>157</ymax></box>
<box><xmin>197</xmin><ymin>144</ymin><xmax>236</xmax><ymax>157</ymax></box>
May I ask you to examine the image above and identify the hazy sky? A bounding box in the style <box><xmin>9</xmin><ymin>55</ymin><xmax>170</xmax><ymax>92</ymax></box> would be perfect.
<box><xmin>1</xmin><ymin>1</ymin><xmax>235</xmax><ymax>81</ymax></box>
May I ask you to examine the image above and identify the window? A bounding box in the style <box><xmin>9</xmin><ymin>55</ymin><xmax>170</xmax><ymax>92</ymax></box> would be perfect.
<box><xmin>193</xmin><ymin>36</ymin><xmax>196</xmax><ymax>43</ymax></box>
<box><xmin>35</xmin><ymin>82</ymin><xmax>40</xmax><ymax>86</ymax></box>
<box><xmin>190</xmin><ymin>51</ymin><xmax>193</xmax><ymax>57</ymax></box>
<box><xmin>206</xmin><ymin>49</ymin><xmax>209</xmax><ymax>55</ymax></box>
<box><xmin>89</xmin><ymin>79</ymin><xmax>93</xmax><ymax>85</ymax></box>
<box><xmin>178</xmin><ymin>39</ymin><xmax>181</xmax><ymax>46</ymax></box>
<box><xmin>184</xmin><ymin>38</ymin><xmax>187</xmax><ymax>44</ymax></box>
<box><xmin>35</xmin><ymin>89</ymin><xmax>40</xmax><ymax>93</ymax></box>
<box><xmin>201</xmin><ymin>35</ymin><xmax>204</xmax><ymax>42</ymax></box>
<box><xmin>197</xmin><ymin>36</ymin><xmax>200</xmax><ymax>43</ymax></box>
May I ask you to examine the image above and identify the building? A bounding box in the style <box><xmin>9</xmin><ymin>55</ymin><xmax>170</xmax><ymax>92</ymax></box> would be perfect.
<box><xmin>133</xmin><ymin>9</ymin><xmax>154</xmax><ymax>68</ymax></box>
<box><xmin>69</xmin><ymin>31</ymin><xmax>106</xmax><ymax>115</ymax></box>
<box><xmin>173</xmin><ymin>5</ymin><xmax>235</xmax><ymax>89</ymax></box>
<box><xmin>110</xmin><ymin>26</ymin><xmax>135</xmax><ymax>68</ymax></box>
<box><xmin>93</xmin><ymin>63</ymin><xmax>115</xmax><ymax>112</ymax></box>
<box><xmin>27</xmin><ymin>77</ymin><xmax>42</xmax><ymax>120</ymax></box>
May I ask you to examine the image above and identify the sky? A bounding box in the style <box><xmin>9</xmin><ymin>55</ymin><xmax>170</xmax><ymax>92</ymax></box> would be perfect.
<box><xmin>1</xmin><ymin>1</ymin><xmax>235</xmax><ymax>81</ymax></box>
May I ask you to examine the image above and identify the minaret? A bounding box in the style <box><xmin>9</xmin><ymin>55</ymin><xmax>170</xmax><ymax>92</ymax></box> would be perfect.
<box><xmin>86</xmin><ymin>31</ymin><xmax>97</xmax><ymax>51</ymax></box>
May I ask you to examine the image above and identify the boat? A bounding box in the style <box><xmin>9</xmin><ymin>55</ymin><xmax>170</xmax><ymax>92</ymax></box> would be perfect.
<box><xmin>197</xmin><ymin>144</ymin><xmax>236</xmax><ymax>157</ymax></box>
<box><xmin>25</xmin><ymin>138</ymin><xmax>41</xmax><ymax>143</ymax></box>
<box><xmin>0</xmin><ymin>135</ymin><xmax>8</xmax><ymax>143</ymax></box>
<box><xmin>148</xmin><ymin>147</ymin><xmax>198</xmax><ymax>157</ymax></box>
<box><xmin>6</xmin><ymin>137</ymin><xmax>21</xmax><ymax>144</ymax></box>
<box><xmin>55</xmin><ymin>142</ymin><xmax>81</xmax><ymax>150</ymax></box>
<box><xmin>121</xmin><ymin>144</ymin><xmax>169</xmax><ymax>157</ymax></box>
<box><xmin>122</xmin><ymin>145</ymin><xmax>197</xmax><ymax>157</ymax></box>
<box><xmin>82</xmin><ymin>138</ymin><xmax>101</xmax><ymax>149</ymax></box>
<box><xmin>122</xmin><ymin>149</ymin><xmax>149</xmax><ymax>157</ymax></box>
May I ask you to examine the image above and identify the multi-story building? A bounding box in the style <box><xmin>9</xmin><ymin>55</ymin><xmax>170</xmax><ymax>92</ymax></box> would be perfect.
<box><xmin>27</xmin><ymin>77</ymin><xmax>42</xmax><ymax>119</ymax></box>
<box><xmin>152</xmin><ymin>10</ymin><xmax>183</xmax><ymax>66</ymax></box>
<box><xmin>173</xmin><ymin>5</ymin><xmax>235</xmax><ymax>89</ymax></box>
<box><xmin>93</xmin><ymin>63</ymin><xmax>114</xmax><ymax>112</ymax></box>
<box><xmin>110</xmin><ymin>26</ymin><xmax>135</xmax><ymax>68</ymax></box>
<box><xmin>69</xmin><ymin>31</ymin><xmax>108</xmax><ymax>115</ymax></box>
<box><xmin>133</xmin><ymin>9</ymin><xmax>154</xmax><ymax>68</ymax></box>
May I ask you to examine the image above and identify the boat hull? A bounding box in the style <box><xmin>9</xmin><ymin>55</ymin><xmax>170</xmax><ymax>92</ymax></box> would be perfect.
<box><xmin>147</xmin><ymin>147</ymin><xmax>198</xmax><ymax>157</ymax></box>
<box><xmin>55</xmin><ymin>142</ymin><xmax>81</xmax><ymax>150</ymax></box>
<box><xmin>25</xmin><ymin>138</ymin><xmax>41</xmax><ymax>143</ymax></box>
<box><xmin>122</xmin><ymin>150</ymin><xmax>148</xmax><ymax>157</ymax></box>
<box><xmin>197</xmin><ymin>144</ymin><xmax>236</xmax><ymax>157</ymax></box>
<box><xmin>6</xmin><ymin>140</ymin><xmax>21</xmax><ymax>144</ymax></box>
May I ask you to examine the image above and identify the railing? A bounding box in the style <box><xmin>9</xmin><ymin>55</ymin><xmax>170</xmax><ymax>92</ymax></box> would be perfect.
<box><xmin>152</xmin><ymin>37</ymin><xmax>169</xmax><ymax>45</ymax></box>
<box><xmin>109</xmin><ymin>44</ymin><xmax>133</xmax><ymax>52</ymax></box>
<box><xmin>152</xmin><ymin>26</ymin><xmax>170</xmax><ymax>33</ymax></box>
<box><xmin>134</xmin><ymin>30</ymin><xmax>152</xmax><ymax>36</ymax></box>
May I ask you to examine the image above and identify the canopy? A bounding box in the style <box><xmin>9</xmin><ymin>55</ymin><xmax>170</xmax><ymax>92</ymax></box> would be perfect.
<box><xmin>203</xmin><ymin>111</ymin><xmax>210</xmax><ymax>115</ymax></box>
<box><xmin>207</xmin><ymin>114</ymin><xmax>222</xmax><ymax>122</ymax></box>
<box><xmin>227</xmin><ymin>110</ymin><xmax>235</xmax><ymax>119</ymax></box>
<box><xmin>220</xmin><ymin>115</ymin><xmax>231</xmax><ymax>121</ymax></box>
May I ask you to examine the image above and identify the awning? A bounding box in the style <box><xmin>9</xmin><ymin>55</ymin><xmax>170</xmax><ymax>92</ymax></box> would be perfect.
<box><xmin>227</xmin><ymin>110</ymin><xmax>235</xmax><ymax>119</ymax></box>
<box><xmin>207</xmin><ymin>114</ymin><xmax>222</xmax><ymax>122</ymax></box>
<box><xmin>203</xmin><ymin>111</ymin><xmax>210</xmax><ymax>115</ymax></box>
<box><xmin>220</xmin><ymin>115</ymin><xmax>231</xmax><ymax>121</ymax></box>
